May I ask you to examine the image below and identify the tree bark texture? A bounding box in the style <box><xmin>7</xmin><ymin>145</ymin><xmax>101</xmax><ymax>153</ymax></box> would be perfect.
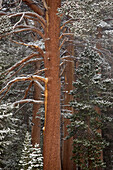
<box><xmin>63</xmin><ymin>40</ymin><xmax>75</xmax><ymax>170</ymax></box>
<box><xmin>43</xmin><ymin>0</ymin><xmax>61</xmax><ymax>170</ymax></box>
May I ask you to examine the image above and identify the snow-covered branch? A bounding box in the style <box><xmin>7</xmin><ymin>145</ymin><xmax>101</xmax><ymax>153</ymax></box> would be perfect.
<box><xmin>59</xmin><ymin>37</ymin><xmax>68</xmax><ymax>50</ymax></box>
<box><xmin>0</xmin><ymin>53</ymin><xmax>39</xmax><ymax>77</ymax></box>
<box><xmin>13</xmin><ymin>12</ymin><xmax>25</xmax><ymax>29</ymax></box>
<box><xmin>22</xmin><ymin>81</ymin><xmax>34</xmax><ymax>99</ymax></box>
<box><xmin>11</xmin><ymin>40</ymin><xmax>44</xmax><ymax>57</ymax></box>
<box><xmin>14</xmin><ymin>25</ymin><xmax>45</xmax><ymax>39</ymax></box>
<box><xmin>34</xmin><ymin>68</ymin><xmax>47</xmax><ymax>75</ymax></box>
<box><xmin>13</xmin><ymin>99</ymin><xmax>44</xmax><ymax>105</ymax></box>
<box><xmin>60</xmin><ymin>19</ymin><xmax>73</xmax><ymax>30</ymax></box>
<box><xmin>9</xmin><ymin>12</ymin><xmax>46</xmax><ymax>26</ymax></box>
<box><xmin>0</xmin><ymin>75</ymin><xmax>47</xmax><ymax>97</ymax></box>
<box><xmin>34</xmin><ymin>80</ymin><xmax>45</xmax><ymax>91</ymax></box>
<box><xmin>6</xmin><ymin>58</ymin><xmax>43</xmax><ymax>80</ymax></box>
<box><xmin>59</xmin><ymin>33</ymin><xmax>74</xmax><ymax>40</ymax></box>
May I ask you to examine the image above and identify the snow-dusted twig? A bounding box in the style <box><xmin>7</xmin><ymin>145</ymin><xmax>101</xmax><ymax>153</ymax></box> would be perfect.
<box><xmin>61</xmin><ymin>55</ymin><xmax>75</xmax><ymax>60</ymax></box>
<box><xmin>13</xmin><ymin>27</ymin><xmax>45</xmax><ymax>39</ymax></box>
<box><xmin>34</xmin><ymin>68</ymin><xmax>47</xmax><ymax>75</ymax></box>
<box><xmin>0</xmin><ymin>53</ymin><xmax>39</xmax><ymax>77</ymax></box>
<box><xmin>9</xmin><ymin>12</ymin><xmax>46</xmax><ymax>26</ymax></box>
<box><xmin>60</xmin><ymin>50</ymin><xmax>68</xmax><ymax>58</ymax></box>
<box><xmin>59</xmin><ymin>37</ymin><xmax>68</xmax><ymax>50</ymax></box>
<box><xmin>59</xmin><ymin>33</ymin><xmax>74</xmax><ymax>40</ymax></box>
<box><xmin>60</xmin><ymin>61</ymin><xmax>65</xmax><ymax>67</ymax></box>
<box><xmin>0</xmin><ymin>27</ymin><xmax>45</xmax><ymax>40</ymax></box>
<box><xmin>13</xmin><ymin>12</ymin><xmax>25</xmax><ymax>29</ymax></box>
<box><xmin>60</xmin><ymin>65</ymin><xmax>66</xmax><ymax>77</ymax></box>
<box><xmin>60</xmin><ymin>19</ymin><xmax>73</xmax><ymax>30</ymax></box>
<box><xmin>13</xmin><ymin>99</ymin><xmax>44</xmax><ymax>105</ymax></box>
<box><xmin>0</xmin><ymin>85</ymin><xmax>11</xmax><ymax>102</ymax></box>
<box><xmin>11</xmin><ymin>40</ymin><xmax>44</xmax><ymax>57</ymax></box>
<box><xmin>22</xmin><ymin>81</ymin><xmax>34</xmax><ymax>99</ymax></box>
<box><xmin>0</xmin><ymin>75</ymin><xmax>47</xmax><ymax>97</ymax></box>
<box><xmin>34</xmin><ymin>80</ymin><xmax>45</xmax><ymax>91</ymax></box>
<box><xmin>6</xmin><ymin>58</ymin><xmax>43</xmax><ymax>80</ymax></box>
<box><xmin>23</xmin><ymin>15</ymin><xmax>45</xmax><ymax>30</ymax></box>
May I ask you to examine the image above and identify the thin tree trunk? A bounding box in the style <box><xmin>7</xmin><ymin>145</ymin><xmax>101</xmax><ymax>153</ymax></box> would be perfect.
<box><xmin>63</xmin><ymin>39</ymin><xmax>75</xmax><ymax>170</ymax></box>
<box><xmin>31</xmin><ymin>78</ymin><xmax>41</xmax><ymax>145</ymax></box>
<box><xmin>43</xmin><ymin>0</ymin><xmax>61</xmax><ymax>170</ymax></box>
<box><xmin>31</xmin><ymin>22</ymin><xmax>42</xmax><ymax>146</ymax></box>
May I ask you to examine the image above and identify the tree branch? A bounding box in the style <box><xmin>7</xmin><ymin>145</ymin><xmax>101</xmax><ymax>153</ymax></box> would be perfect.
<box><xmin>23</xmin><ymin>81</ymin><xmax>34</xmax><ymax>99</ymax></box>
<box><xmin>13</xmin><ymin>26</ymin><xmax>45</xmax><ymax>39</ymax></box>
<box><xmin>11</xmin><ymin>40</ymin><xmax>44</xmax><ymax>57</ymax></box>
<box><xmin>59</xmin><ymin>37</ymin><xmax>68</xmax><ymax>50</ymax></box>
<box><xmin>13</xmin><ymin>12</ymin><xmax>25</xmax><ymax>29</ymax></box>
<box><xmin>34</xmin><ymin>80</ymin><xmax>45</xmax><ymax>91</ymax></box>
<box><xmin>60</xmin><ymin>19</ymin><xmax>73</xmax><ymax>30</ymax></box>
<box><xmin>13</xmin><ymin>99</ymin><xmax>44</xmax><ymax>105</ymax></box>
<box><xmin>22</xmin><ymin>0</ymin><xmax>44</xmax><ymax>16</ymax></box>
<box><xmin>0</xmin><ymin>75</ymin><xmax>47</xmax><ymax>96</ymax></box>
<box><xmin>0</xmin><ymin>85</ymin><xmax>11</xmax><ymax>102</ymax></box>
<box><xmin>9</xmin><ymin>12</ymin><xmax>46</xmax><ymax>26</ymax></box>
<box><xmin>59</xmin><ymin>33</ymin><xmax>74</xmax><ymax>40</ymax></box>
<box><xmin>1</xmin><ymin>53</ymin><xmax>39</xmax><ymax>77</ymax></box>
<box><xmin>5</xmin><ymin>58</ymin><xmax>43</xmax><ymax>82</ymax></box>
<box><xmin>34</xmin><ymin>68</ymin><xmax>47</xmax><ymax>75</ymax></box>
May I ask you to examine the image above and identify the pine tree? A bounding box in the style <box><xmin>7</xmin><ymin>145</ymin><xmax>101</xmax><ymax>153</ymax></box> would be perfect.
<box><xmin>67</xmin><ymin>47</ymin><xmax>113</xmax><ymax>169</ymax></box>
<box><xmin>19</xmin><ymin>131</ymin><xmax>43</xmax><ymax>170</ymax></box>
<box><xmin>29</xmin><ymin>144</ymin><xmax>43</xmax><ymax>170</ymax></box>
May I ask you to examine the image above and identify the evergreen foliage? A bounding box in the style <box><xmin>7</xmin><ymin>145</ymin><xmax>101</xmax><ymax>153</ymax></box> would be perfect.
<box><xmin>19</xmin><ymin>131</ymin><xmax>43</xmax><ymax>170</ymax></box>
<box><xmin>67</xmin><ymin>47</ymin><xmax>113</xmax><ymax>169</ymax></box>
<box><xmin>0</xmin><ymin>15</ymin><xmax>12</xmax><ymax>35</ymax></box>
<box><xmin>0</xmin><ymin>38</ymin><xmax>32</xmax><ymax>169</ymax></box>
<box><xmin>58</xmin><ymin>0</ymin><xmax>113</xmax><ymax>38</ymax></box>
<box><xmin>0</xmin><ymin>103</ymin><xmax>17</xmax><ymax>168</ymax></box>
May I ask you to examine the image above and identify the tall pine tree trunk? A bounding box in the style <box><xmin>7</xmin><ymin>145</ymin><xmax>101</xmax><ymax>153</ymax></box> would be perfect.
<box><xmin>43</xmin><ymin>0</ymin><xmax>61</xmax><ymax>169</ymax></box>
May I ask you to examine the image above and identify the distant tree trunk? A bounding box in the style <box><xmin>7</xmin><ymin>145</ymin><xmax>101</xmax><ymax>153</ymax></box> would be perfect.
<box><xmin>31</xmin><ymin>62</ymin><xmax>41</xmax><ymax>146</ymax></box>
<box><xmin>43</xmin><ymin>0</ymin><xmax>61</xmax><ymax>170</ymax></box>
<box><xmin>31</xmin><ymin>21</ymin><xmax>42</xmax><ymax>146</ymax></box>
<box><xmin>62</xmin><ymin>38</ymin><xmax>75</xmax><ymax>170</ymax></box>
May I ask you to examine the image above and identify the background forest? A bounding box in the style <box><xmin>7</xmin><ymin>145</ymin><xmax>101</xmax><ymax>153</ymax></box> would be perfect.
<box><xmin>0</xmin><ymin>0</ymin><xmax>113</xmax><ymax>170</ymax></box>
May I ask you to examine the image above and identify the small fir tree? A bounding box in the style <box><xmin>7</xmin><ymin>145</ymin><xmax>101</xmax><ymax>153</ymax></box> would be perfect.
<box><xmin>19</xmin><ymin>131</ymin><xmax>43</xmax><ymax>170</ymax></box>
<box><xmin>67</xmin><ymin>47</ymin><xmax>113</xmax><ymax>169</ymax></box>
<box><xmin>29</xmin><ymin>144</ymin><xmax>43</xmax><ymax>170</ymax></box>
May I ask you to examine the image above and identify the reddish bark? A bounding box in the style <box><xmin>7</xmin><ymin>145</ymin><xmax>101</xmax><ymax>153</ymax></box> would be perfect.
<box><xmin>31</xmin><ymin>21</ymin><xmax>42</xmax><ymax>146</ymax></box>
<box><xmin>31</xmin><ymin>83</ymin><xmax>41</xmax><ymax>146</ymax></box>
<box><xmin>43</xmin><ymin>0</ymin><xmax>61</xmax><ymax>169</ymax></box>
<box><xmin>31</xmin><ymin>62</ymin><xmax>41</xmax><ymax>145</ymax></box>
<box><xmin>63</xmin><ymin>40</ymin><xmax>75</xmax><ymax>170</ymax></box>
